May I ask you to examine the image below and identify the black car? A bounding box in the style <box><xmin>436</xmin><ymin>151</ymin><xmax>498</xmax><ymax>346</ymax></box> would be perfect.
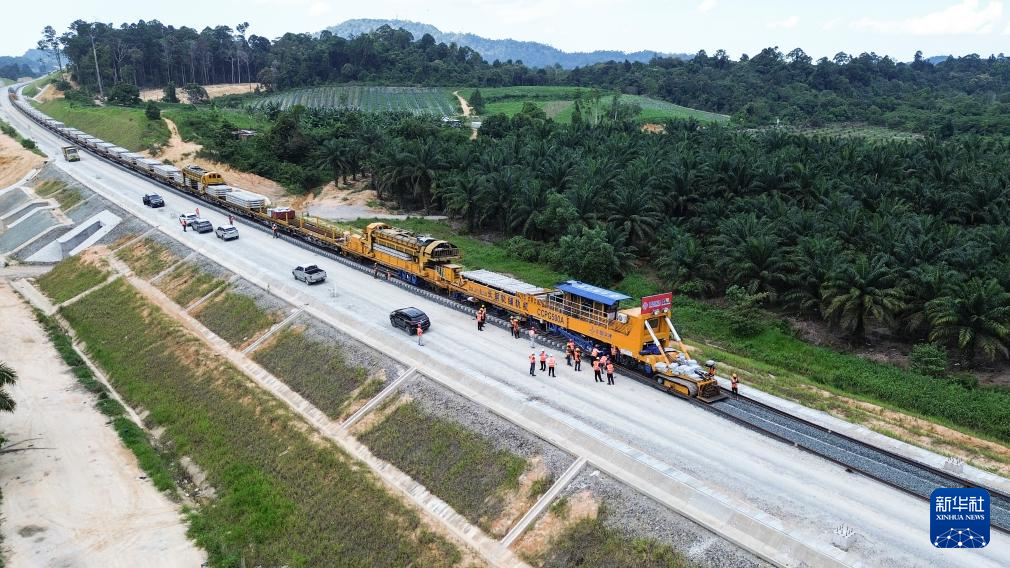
<box><xmin>142</xmin><ymin>193</ymin><xmax>164</xmax><ymax>208</ymax></box>
<box><xmin>390</xmin><ymin>307</ymin><xmax>430</xmax><ymax>335</ymax></box>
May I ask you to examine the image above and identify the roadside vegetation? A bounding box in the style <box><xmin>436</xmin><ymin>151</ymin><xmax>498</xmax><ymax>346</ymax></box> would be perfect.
<box><xmin>157</xmin><ymin>262</ymin><xmax>227</xmax><ymax>307</ymax></box>
<box><xmin>115</xmin><ymin>237</ymin><xmax>179</xmax><ymax>279</ymax></box>
<box><xmin>33</xmin><ymin>178</ymin><xmax>82</xmax><ymax>210</ymax></box>
<box><xmin>59</xmin><ymin>279</ymin><xmax>462</xmax><ymax>567</ymax></box>
<box><xmin>0</xmin><ymin>116</ymin><xmax>44</xmax><ymax>155</ymax></box>
<box><xmin>360</xmin><ymin>400</ymin><xmax>527</xmax><ymax>530</ymax></box>
<box><xmin>33</xmin><ymin>309</ymin><xmax>176</xmax><ymax>493</ymax></box>
<box><xmin>36</xmin><ymin>253</ymin><xmax>110</xmax><ymax>303</ymax></box>
<box><xmin>253</xmin><ymin>328</ymin><xmax>380</xmax><ymax>419</ymax></box>
<box><xmin>192</xmin><ymin>290</ymin><xmax>277</xmax><ymax>346</ymax></box>
<box><xmin>34</xmin><ymin>99</ymin><xmax>169</xmax><ymax>152</ymax></box>
<box><xmin>535</xmin><ymin>507</ymin><xmax>692</xmax><ymax>568</ymax></box>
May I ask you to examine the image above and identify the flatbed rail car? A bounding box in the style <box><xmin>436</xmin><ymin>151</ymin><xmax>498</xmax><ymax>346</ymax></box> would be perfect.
<box><xmin>11</xmin><ymin>91</ymin><xmax>724</xmax><ymax>402</ymax></box>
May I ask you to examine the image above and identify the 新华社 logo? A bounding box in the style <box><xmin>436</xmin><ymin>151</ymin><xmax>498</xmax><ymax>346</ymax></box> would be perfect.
<box><xmin>931</xmin><ymin>488</ymin><xmax>990</xmax><ymax>548</ymax></box>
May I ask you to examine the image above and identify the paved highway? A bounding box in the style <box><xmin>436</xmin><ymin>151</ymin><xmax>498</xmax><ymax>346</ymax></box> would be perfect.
<box><xmin>5</xmin><ymin>91</ymin><xmax>1008</xmax><ymax>567</ymax></box>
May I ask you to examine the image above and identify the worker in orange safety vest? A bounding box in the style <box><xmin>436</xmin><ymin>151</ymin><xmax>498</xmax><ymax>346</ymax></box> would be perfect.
<box><xmin>529</xmin><ymin>353</ymin><xmax>536</xmax><ymax>376</ymax></box>
<box><xmin>606</xmin><ymin>361</ymin><xmax>615</xmax><ymax>385</ymax></box>
<box><xmin>574</xmin><ymin>347</ymin><xmax>582</xmax><ymax>371</ymax></box>
<box><xmin>592</xmin><ymin>359</ymin><xmax>602</xmax><ymax>383</ymax></box>
<box><xmin>547</xmin><ymin>354</ymin><xmax>556</xmax><ymax>377</ymax></box>
<box><xmin>539</xmin><ymin>350</ymin><xmax>547</xmax><ymax>371</ymax></box>
<box><xmin>731</xmin><ymin>373</ymin><xmax>740</xmax><ymax>395</ymax></box>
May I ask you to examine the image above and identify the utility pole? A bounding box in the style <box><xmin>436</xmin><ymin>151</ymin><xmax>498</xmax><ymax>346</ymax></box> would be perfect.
<box><xmin>89</xmin><ymin>31</ymin><xmax>103</xmax><ymax>98</ymax></box>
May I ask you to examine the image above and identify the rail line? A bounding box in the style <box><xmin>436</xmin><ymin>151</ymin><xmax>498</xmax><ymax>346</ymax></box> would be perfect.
<box><xmin>14</xmin><ymin>87</ymin><xmax>1010</xmax><ymax>536</ymax></box>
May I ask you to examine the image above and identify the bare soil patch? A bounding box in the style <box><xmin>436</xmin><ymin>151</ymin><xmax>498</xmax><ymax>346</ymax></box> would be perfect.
<box><xmin>151</xmin><ymin>117</ymin><xmax>287</xmax><ymax>200</ymax></box>
<box><xmin>641</xmin><ymin>123</ymin><xmax>666</xmax><ymax>134</ymax></box>
<box><xmin>489</xmin><ymin>456</ymin><xmax>552</xmax><ymax>537</ymax></box>
<box><xmin>0</xmin><ymin>130</ymin><xmax>45</xmax><ymax>189</ymax></box>
<box><xmin>35</xmin><ymin>83</ymin><xmax>64</xmax><ymax>102</ymax></box>
<box><xmin>139</xmin><ymin>83</ymin><xmax>259</xmax><ymax>104</ymax></box>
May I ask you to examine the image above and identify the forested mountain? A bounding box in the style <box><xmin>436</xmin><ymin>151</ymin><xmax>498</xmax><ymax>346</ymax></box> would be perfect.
<box><xmin>325</xmin><ymin>18</ymin><xmax>688</xmax><ymax>69</ymax></box>
<box><xmin>0</xmin><ymin>49</ymin><xmax>55</xmax><ymax>79</ymax></box>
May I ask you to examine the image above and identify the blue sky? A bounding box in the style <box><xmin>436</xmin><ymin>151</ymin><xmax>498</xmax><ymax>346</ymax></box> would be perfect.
<box><xmin>6</xmin><ymin>0</ymin><xmax>1010</xmax><ymax>61</ymax></box>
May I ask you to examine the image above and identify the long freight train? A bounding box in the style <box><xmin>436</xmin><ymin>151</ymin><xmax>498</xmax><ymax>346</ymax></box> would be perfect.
<box><xmin>9</xmin><ymin>89</ymin><xmax>725</xmax><ymax>402</ymax></box>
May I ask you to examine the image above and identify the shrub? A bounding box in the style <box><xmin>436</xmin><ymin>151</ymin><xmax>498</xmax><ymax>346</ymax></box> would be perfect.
<box><xmin>145</xmin><ymin>100</ymin><xmax>161</xmax><ymax>120</ymax></box>
<box><xmin>725</xmin><ymin>285</ymin><xmax>770</xmax><ymax>338</ymax></box>
<box><xmin>910</xmin><ymin>342</ymin><xmax>947</xmax><ymax>377</ymax></box>
<box><xmin>107</xmin><ymin>82</ymin><xmax>141</xmax><ymax>106</ymax></box>
<box><xmin>19</xmin><ymin>138</ymin><xmax>36</xmax><ymax>150</ymax></box>
<box><xmin>162</xmin><ymin>81</ymin><xmax>179</xmax><ymax>103</ymax></box>
<box><xmin>503</xmin><ymin>235</ymin><xmax>539</xmax><ymax>262</ymax></box>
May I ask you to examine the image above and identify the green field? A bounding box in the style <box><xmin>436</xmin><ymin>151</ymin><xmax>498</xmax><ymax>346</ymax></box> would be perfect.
<box><xmin>466</xmin><ymin>87</ymin><xmax>729</xmax><ymax>124</ymax></box>
<box><xmin>193</xmin><ymin>290</ymin><xmax>278</xmax><ymax>347</ymax></box>
<box><xmin>34</xmin><ymin>99</ymin><xmax>170</xmax><ymax>152</ymax></box>
<box><xmin>59</xmin><ymin>279</ymin><xmax>462</xmax><ymax>567</ymax></box>
<box><xmin>162</xmin><ymin>104</ymin><xmax>267</xmax><ymax>143</ymax></box>
<box><xmin>116</xmin><ymin>237</ymin><xmax>179</xmax><ymax>279</ymax></box>
<box><xmin>251</xmin><ymin>86</ymin><xmax>459</xmax><ymax>115</ymax></box>
<box><xmin>158</xmin><ymin>262</ymin><xmax>227</xmax><ymax>307</ymax></box>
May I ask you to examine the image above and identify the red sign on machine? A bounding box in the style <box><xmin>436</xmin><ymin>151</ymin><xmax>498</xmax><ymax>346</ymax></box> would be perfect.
<box><xmin>641</xmin><ymin>292</ymin><xmax>673</xmax><ymax>314</ymax></box>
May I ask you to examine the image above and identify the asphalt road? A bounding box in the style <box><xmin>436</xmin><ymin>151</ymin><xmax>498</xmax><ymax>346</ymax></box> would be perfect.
<box><xmin>5</xmin><ymin>91</ymin><xmax>1008</xmax><ymax>568</ymax></box>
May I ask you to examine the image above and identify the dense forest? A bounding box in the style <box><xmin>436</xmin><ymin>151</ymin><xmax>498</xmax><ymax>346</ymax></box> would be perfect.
<box><xmin>46</xmin><ymin>19</ymin><xmax>1010</xmax><ymax>132</ymax></box>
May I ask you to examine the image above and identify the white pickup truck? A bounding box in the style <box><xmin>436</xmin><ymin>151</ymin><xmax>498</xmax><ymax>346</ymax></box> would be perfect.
<box><xmin>292</xmin><ymin>264</ymin><xmax>327</xmax><ymax>284</ymax></box>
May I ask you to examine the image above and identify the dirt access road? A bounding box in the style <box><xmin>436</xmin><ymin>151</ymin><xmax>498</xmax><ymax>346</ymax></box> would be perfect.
<box><xmin>0</xmin><ymin>281</ymin><xmax>204</xmax><ymax>567</ymax></box>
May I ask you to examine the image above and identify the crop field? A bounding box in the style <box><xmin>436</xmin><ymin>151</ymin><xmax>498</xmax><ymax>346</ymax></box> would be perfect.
<box><xmin>252</xmin><ymin>86</ymin><xmax>459</xmax><ymax>115</ymax></box>
<box><xmin>116</xmin><ymin>237</ymin><xmax>180</xmax><ymax>279</ymax></box>
<box><xmin>34</xmin><ymin>99</ymin><xmax>170</xmax><ymax>152</ymax></box>
<box><xmin>253</xmin><ymin>327</ymin><xmax>380</xmax><ymax>419</ymax></box>
<box><xmin>158</xmin><ymin>262</ymin><xmax>227</xmax><ymax>308</ymax></box>
<box><xmin>192</xmin><ymin>290</ymin><xmax>278</xmax><ymax>347</ymax></box>
<box><xmin>465</xmin><ymin>86</ymin><xmax>729</xmax><ymax>124</ymax></box>
<box><xmin>360</xmin><ymin>400</ymin><xmax>528</xmax><ymax>530</ymax></box>
<box><xmin>59</xmin><ymin>280</ymin><xmax>462</xmax><ymax>567</ymax></box>
<box><xmin>36</xmin><ymin>253</ymin><xmax>110</xmax><ymax>304</ymax></box>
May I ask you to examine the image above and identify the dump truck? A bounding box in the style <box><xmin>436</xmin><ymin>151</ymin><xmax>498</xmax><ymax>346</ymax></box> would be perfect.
<box><xmin>61</xmin><ymin>146</ymin><xmax>80</xmax><ymax>162</ymax></box>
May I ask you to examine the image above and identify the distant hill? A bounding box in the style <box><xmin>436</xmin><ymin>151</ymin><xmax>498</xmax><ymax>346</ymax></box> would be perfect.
<box><xmin>0</xmin><ymin>48</ymin><xmax>56</xmax><ymax>79</ymax></box>
<box><xmin>925</xmin><ymin>55</ymin><xmax>952</xmax><ymax>65</ymax></box>
<box><xmin>325</xmin><ymin>19</ymin><xmax>690</xmax><ymax>69</ymax></box>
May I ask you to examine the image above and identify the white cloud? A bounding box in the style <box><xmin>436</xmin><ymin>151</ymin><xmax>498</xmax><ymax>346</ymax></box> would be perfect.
<box><xmin>767</xmin><ymin>15</ymin><xmax>800</xmax><ymax>29</ymax></box>
<box><xmin>696</xmin><ymin>0</ymin><xmax>717</xmax><ymax>13</ymax></box>
<box><xmin>822</xmin><ymin>18</ymin><xmax>840</xmax><ymax>31</ymax></box>
<box><xmin>852</xmin><ymin>0</ymin><xmax>1002</xmax><ymax>35</ymax></box>
<box><xmin>308</xmin><ymin>1</ymin><xmax>331</xmax><ymax>16</ymax></box>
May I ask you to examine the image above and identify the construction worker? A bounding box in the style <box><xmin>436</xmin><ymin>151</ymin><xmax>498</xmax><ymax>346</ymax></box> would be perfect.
<box><xmin>547</xmin><ymin>354</ymin><xmax>556</xmax><ymax>377</ymax></box>
<box><xmin>271</xmin><ymin>222</ymin><xmax>279</xmax><ymax>238</ymax></box>
<box><xmin>228</xmin><ymin>213</ymin><xmax>234</xmax><ymax>225</ymax></box>
<box><xmin>606</xmin><ymin>361</ymin><xmax>615</xmax><ymax>385</ymax></box>
<box><xmin>416</xmin><ymin>324</ymin><xmax>423</xmax><ymax>346</ymax></box>
<box><xmin>599</xmin><ymin>354</ymin><xmax>609</xmax><ymax>370</ymax></box>
<box><xmin>511</xmin><ymin>317</ymin><xmax>520</xmax><ymax>338</ymax></box>
<box><xmin>574</xmin><ymin>347</ymin><xmax>582</xmax><ymax>371</ymax></box>
<box><xmin>373</xmin><ymin>263</ymin><xmax>380</xmax><ymax>278</ymax></box>
<box><xmin>731</xmin><ymin>373</ymin><xmax>740</xmax><ymax>395</ymax></box>
<box><xmin>528</xmin><ymin>327</ymin><xmax>536</xmax><ymax>348</ymax></box>
<box><xmin>610</xmin><ymin>345</ymin><xmax>618</xmax><ymax>363</ymax></box>
<box><xmin>564</xmin><ymin>344</ymin><xmax>572</xmax><ymax>367</ymax></box>
<box><xmin>181</xmin><ymin>217</ymin><xmax>187</xmax><ymax>232</ymax></box>
<box><xmin>529</xmin><ymin>353</ymin><xmax>536</xmax><ymax>376</ymax></box>
<box><xmin>386</xmin><ymin>268</ymin><xmax>391</xmax><ymax>280</ymax></box>
<box><xmin>476</xmin><ymin>310</ymin><xmax>483</xmax><ymax>331</ymax></box>
<box><xmin>195</xmin><ymin>207</ymin><xmax>200</xmax><ymax>217</ymax></box>
<box><xmin>592</xmin><ymin>359</ymin><xmax>602</xmax><ymax>383</ymax></box>
<box><xmin>591</xmin><ymin>346</ymin><xmax>599</xmax><ymax>362</ymax></box>
<box><xmin>539</xmin><ymin>350</ymin><xmax>547</xmax><ymax>371</ymax></box>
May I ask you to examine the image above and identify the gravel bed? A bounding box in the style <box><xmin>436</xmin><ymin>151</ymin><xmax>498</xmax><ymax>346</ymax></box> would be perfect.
<box><xmin>226</xmin><ymin>277</ymin><xmax>294</xmax><ymax>317</ymax></box>
<box><xmin>399</xmin><ymin>374</ymin><xmax>575</xmax><ymax>480</ymax></box>
<box><xmin>289</xmin><ymin>310</ymin><xmax>406</xmax><ymax>383</ymax></box>
<box><xmin>717</xmin><ymin>398</ymin><xmax>1010</xmax><ymax>530</ymax></box>
<box><xmin>558</xmin><ymin>467</ymin><xmax>770</xmax><ymax>568</ymax></box>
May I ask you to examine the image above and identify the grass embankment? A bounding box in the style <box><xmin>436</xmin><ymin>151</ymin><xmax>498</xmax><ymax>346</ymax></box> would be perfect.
<box><xmin>161</xmin><ymin>105</ymin><xmax>268</xmax><ymax>143</ymax></box>
<box><xmin>33</xmin><ymin>178</ymin><xmax>83</xmax><ymax>210</ymax></box>
<box><xmin>361</xmin><ymin>401</ymin><xmax>527</xmax><ymax>530</ymax></box>
<box><xmin>0</xmin><ymin>116</ymin><xmax>45</xmax><ymax>156</ymax></box>
<box><xmin>157</xmin><ymin>262</ymin><xmax>227</xmax><ymax>307</ymax></box>
<box><xmin>253</xmin><ymin>328</ymin><xmax>380</xmax><ymax>418</ymax></box>
<box><xmin>60</xmin><ymin>279</ymin><xmax>462</xmax><ymax>567</ymax></box>
<box><xmin>537</xmin><ymin>508</ymin><xmax>692</xmax><ymax>568</ymax></box>
<box><xmin>361</xmin><ymin>218</ymin><xmax>1010</xmax><ymax>450</ymax></box>
<box><xmin>192</xmin><ymin>290</ymin><xmax>278</xmax><ymax>346</ymax></box>
<box><xmin>34</xmin><ymin>309</ymin><xmax>176</xmax><ymax>493</ymax></box>
<box><xmin>465</xmin><ymin>87</ymin><xmax>729</xmax><ymax>124</ymax></box>
<box><xmin>35</xmin><ymin>253</ymin><xmax>110</xmax><ymax>303</ymax></box>
<box><xmin>115</xmin><ymin>237</ymin><xmax>180</xmax><ymax>279</ymax></box>
<box><xmin>34</xmin><ymin>99</ymin><xmax>170</xmax><ymax>152</ymax></box>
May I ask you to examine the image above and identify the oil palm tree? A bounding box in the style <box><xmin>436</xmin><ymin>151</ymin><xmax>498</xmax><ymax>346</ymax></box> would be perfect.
<box><xmin>0</xmin><ymin>362</ymin><xmax>17</xmax><ymax>414</ymax></box>
<box><xmin>927</xmin><ymin>278</ymin><xmax>1010</xmax><ymax>363</ymax></box>
<box><xmin>821</xmin><ymin>254</ymin><xmax>906</xmax><ymax>343</ymax></box>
